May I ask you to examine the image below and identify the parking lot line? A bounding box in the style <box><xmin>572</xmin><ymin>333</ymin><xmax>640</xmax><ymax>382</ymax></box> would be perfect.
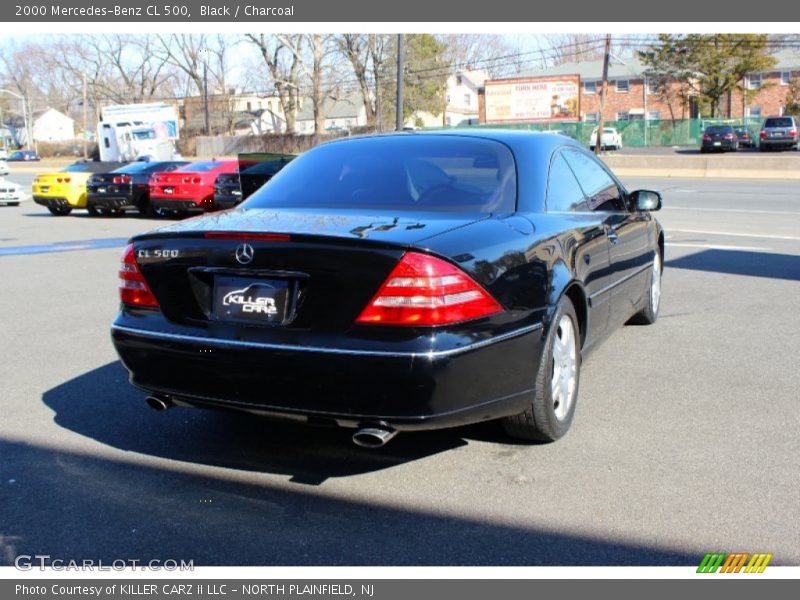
<box><xmin>664</xmin><ymin>206</ymin><xmax>800</xmax><ymax>216</ymax></box>
<box><xmin>668</xmin><ymin>229</ymin><xmax>800</xmax><ymax>241</ymax></box>
<box><xmin>666</xmin><ymin>242</ymin><xmax>773</xmax><ymax>252</ymax></box>
<box><xmin>0</xmin><ymin>237</ymin><xmax>129</xmax><ymax>257</ymax></box>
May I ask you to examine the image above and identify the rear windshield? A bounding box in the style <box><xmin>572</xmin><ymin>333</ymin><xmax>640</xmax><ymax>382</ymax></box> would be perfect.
<box><xmin>243</xmin><ymin>136</ymin><xmax>517</xmax><ymax>213</ymax></box>
<box><xmin>178</xmin><ymin>161</ymin><xmax>228</xmax><ymax>172</ymax></box>
<box><xmin>113</xmin><ymin>161</ymin><xmax>184</xmax><ymax>174</ymax></box>
<box><xmin>764</xmin><ymin>117</ymin><xmax>794</xmax><ymax>128</ymax></box>
<box><xmin>705</xmin><ymin>126</ymin><xmax>733</xmax><ymax>134</ymax></box>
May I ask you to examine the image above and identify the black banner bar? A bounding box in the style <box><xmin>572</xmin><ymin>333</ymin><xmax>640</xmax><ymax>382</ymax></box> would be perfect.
<box><xmin>2</xmin><ymin>0</ymin><xmax>800</xmax><ymax>22</ymax></box>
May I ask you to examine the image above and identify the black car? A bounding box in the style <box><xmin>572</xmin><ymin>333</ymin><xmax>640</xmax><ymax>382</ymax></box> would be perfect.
<box><xmin>734</xmin><ymin>127</ymin><xmax>755</xmax><ymax>148</ymax></box>
<box><xmin>87</xmin><ymin>160</ymin><xmax>189</xmax><ymax>216</ymax></box>
<box><xmin>214</xmin><ymin>155</ymin><xmax>295</xmax><ymax>210</ymax></box>
<box><xmin>700</xmin><ymin>125</ymin><xmax>738</xmax><ymax>152</ymax></box>
<box><xmin>111</xmin><ymin>131</ymin><xmax>663</xmax><ymax>447</ymax></box>
<box><xmin>759</xmin><ymin>116</ymin><xmax>799</xmax><ymax>151</ymax></box>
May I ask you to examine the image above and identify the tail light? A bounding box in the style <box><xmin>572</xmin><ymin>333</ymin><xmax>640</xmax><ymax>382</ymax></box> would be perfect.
<box><xmin>56</xmin><ymin>177</ymin><xmax>70</xmax><ymax>183</ymax></box>
<box><xmin>790</xmin><ymin>129</ymin><xmax>798</xmax><ymax>138</ymax></box>
<box><xmin>760</xmin><ymin>131</ymin><xmax>768</xmax><ymax>139</ymax></box>
<box><xmin>702</xmin><ymin>134</ymin><xmax>711</xmax><ymax>141</ymax></box>
<box><xmin>356</xmin><ymin>252</ymin><xmax>502</xmax><ymax>326</ymax></box>
<box><xmin>119</xmin><ymin>244</ymin><xmax>159</xmax><ymax>308</ymax></box>
<box><xmin>183</xmin><ymin>176</ymin><xmax>203</xmax><ymax>184</ymax></box>
<box><xmin>723</xmin><ymin>133</ymin><xmax>734</xmax><ymax>140</ymax></box>
<box><xmin>113</xmin><ymin>175</ymin><xmax>132</xmax><ymax>184</ymax></box>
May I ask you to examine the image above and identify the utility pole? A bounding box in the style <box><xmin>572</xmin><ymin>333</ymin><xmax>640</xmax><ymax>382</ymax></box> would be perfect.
<box><xmin>594</xmin><ymin>34</ymin><xmax>611</xmax><ymax>156</ymax></box>
<box><xmin>82</xmin><ymin>73</ymin><xmax>88</xmax><ymax>160</ymax></box>
<box><xmin>396</xmin><ymin>34</ymin><xmax>405</xmax><ymax>131</ymax></box>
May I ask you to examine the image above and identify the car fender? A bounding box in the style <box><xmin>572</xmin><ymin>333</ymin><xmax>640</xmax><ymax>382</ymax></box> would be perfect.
<box><xmin>545</xmin><ymin>258</ymin><xmax>589</xmax><ymax>343</ymax></box>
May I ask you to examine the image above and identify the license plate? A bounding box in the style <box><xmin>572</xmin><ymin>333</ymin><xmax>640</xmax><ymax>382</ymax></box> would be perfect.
<box><xmin>98</xmin><ymin>186</ymin><xmax>107</xmax><ymax>193</ymax></box>
<box><xmin>713</xmin><ymin>141</ymin><xmax>721</xmax><ymax>146</ymax></box>
<box><xmin>41</xmin><ymin>186</ymin><xmax>49</xmax><ymax>192</ymax></box>
<box><xmin>163</xmin><ymin>187</ymin><xmax>174</xmax><ymax>194</ymax></box>
<box><xmin>212</xmin><ymin>276</ymin><xmax>290</xmax><ymax>324</ymax></box>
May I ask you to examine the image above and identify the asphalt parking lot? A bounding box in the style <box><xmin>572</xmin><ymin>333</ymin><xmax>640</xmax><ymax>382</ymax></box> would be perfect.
<box><xmin>1</xmin><ymin>173</ymin><xmax>798</xmax><ymax>566</ymax></box>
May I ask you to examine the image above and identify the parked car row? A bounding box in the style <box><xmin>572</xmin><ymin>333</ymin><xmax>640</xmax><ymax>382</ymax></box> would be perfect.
<box><xmin>32</xmin><ymin>154</ymin><xmax>294</xmax><ymax>217</ymax></box>
<box><xmin>701</xmin><ymin>117</ymin><xmax>800</xmax><ymax>153</ymax></box>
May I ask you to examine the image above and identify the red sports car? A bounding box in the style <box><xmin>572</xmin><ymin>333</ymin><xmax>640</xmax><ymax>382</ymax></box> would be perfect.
<box><xmin>149</xmin><ymin>160</ymin><xmax>240</xmax><ymax>216</ymax></box>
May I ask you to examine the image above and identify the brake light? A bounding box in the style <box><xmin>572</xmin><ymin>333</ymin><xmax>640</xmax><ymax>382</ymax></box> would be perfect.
<box><xmin>791</xmin><ymin>130</ymin><xmax>798</xmax><ymax>138</ymax></box>
<box><xmin>702</xmin><ymin>134</ymin><xmax>711</xmax><ymax>141</ymax></box>
<box><xmin>119</xmin><ymin>244</ymin><xmax>159</xmax><ymax>308</ymax></box>
<box><xmin>113</xmin><ymin>175</ymin><xmax>132</xmax><ymax>184</ymax></box>
<box><xmin>760</xmin><ymin>131</ymin><xmax>768</xmax><ymax>139</ymax></box>
<box><xmin>356</xmin><ymin>252</ymin><xmax>502</xmax><ymax>326</ymax></box>
<box><xmin>724</xmin><ymin>133</ymin><xmax>734</xmax><ymax>140</ymax></box>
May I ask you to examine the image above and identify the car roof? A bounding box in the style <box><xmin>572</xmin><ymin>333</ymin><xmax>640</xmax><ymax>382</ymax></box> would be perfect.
<box><xmin>321</xmin><ymin>128</ymin><xmax>586</xmax><ymax>156</ymax></box>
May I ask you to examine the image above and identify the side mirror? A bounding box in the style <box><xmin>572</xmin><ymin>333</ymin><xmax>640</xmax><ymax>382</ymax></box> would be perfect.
<box><xmin>630</xmin><ymin>189</ymin><xmax>662</xmax><ymax>212</ymax></box>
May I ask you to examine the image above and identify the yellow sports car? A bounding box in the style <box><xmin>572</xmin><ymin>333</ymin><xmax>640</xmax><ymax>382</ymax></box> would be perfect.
<box><xmin>33</xmin><ymin>162</ymin><xmax>126</xmax><ymax>216</ymax></box>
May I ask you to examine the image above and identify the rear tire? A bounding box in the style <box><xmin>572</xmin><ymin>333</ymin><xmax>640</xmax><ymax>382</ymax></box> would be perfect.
<box><xmin>86</xmin><ymin>204</ymin><xmax>101</xmax><ymax>216</ymax></box>
<box><xmin>503</xmin><ymin>295</ymin><xmax>581</xmax><ymax>442</ymax></box>
<box><xmin>630</xmin><ymin>250</ymin><xmax>662</xmax><ymax>325</ymax></box>
<box><xmin>47</xmin><ymin>205</ymin><xmax>72</xmax><ymax>216</ymax></box>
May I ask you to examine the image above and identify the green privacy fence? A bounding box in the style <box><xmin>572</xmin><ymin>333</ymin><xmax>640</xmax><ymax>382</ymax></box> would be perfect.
<box><xmin>463</xmin><ymin>117</ymin><xmax>769</xmax><ymax>147</ymax></box>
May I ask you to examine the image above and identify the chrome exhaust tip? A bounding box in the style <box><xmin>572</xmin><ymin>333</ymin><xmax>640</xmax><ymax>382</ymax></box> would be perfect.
<box><xmin>352</xmin><ymin>427</ymin><xmax>397</xmax><ymax>448</ymax></box>
<box><xmin>145</xmin><ymin>395</ymin><xmax>173</xmax><ymax>411</ymax></box>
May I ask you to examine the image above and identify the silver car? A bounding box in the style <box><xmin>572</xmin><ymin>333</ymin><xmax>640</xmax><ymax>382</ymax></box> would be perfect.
<box><xmin>759</xmin><ymin>116</ymin><xmax>799</xmax><ymax>151</ymax></box>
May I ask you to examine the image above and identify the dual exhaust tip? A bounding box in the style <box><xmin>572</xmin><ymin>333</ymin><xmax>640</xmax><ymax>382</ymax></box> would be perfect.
<box><xmin>144</xmin><ymin>396</ymin><xmax>398</xmax><ymax>448</ymax></box>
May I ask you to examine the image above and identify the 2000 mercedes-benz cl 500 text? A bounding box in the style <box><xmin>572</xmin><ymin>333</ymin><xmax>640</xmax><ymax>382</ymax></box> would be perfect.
<box><xmin>111</xmin><ymin>131</ymin><xmax>663</xmax><ymax>448</ymax></box>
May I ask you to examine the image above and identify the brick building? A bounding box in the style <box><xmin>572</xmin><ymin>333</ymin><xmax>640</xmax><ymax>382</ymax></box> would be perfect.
<box><xmin>479</xmin><ymin>50</ymin><xmax>800</xmax><ymax>124</ymax></box>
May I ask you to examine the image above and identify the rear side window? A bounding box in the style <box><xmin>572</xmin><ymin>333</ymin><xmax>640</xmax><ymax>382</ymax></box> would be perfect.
<box><xmin>547</xmin><ymin>152</ymin><xmax>586</xmax><ymax>212</ymax></box>
<box><xmin>243</xmin><ymin>136</ymin><xmax>517</xmax><ymax>213</ymax></box>
<box><xmin>562</xmin><ymin>149</ymin><xmax>627</xmax><ymax>212</ymax></box>
<box><xmin>764</xmin><ymin>117</ymin><xmax>794</xmax><ymax>128</ymax></box>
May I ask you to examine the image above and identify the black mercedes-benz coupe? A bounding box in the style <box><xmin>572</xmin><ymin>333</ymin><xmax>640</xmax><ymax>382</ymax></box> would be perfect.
<box><xmin>111</xmin><ymin>131</ymin><xmax>663</xmax><ymax>447</ymax></box>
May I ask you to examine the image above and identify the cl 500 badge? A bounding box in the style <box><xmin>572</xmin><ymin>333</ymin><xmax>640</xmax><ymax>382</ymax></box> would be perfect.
<box><xmin>137</xmin><ymin>249</ymin><xmax>180</xmax><ymax>259</ymax></box>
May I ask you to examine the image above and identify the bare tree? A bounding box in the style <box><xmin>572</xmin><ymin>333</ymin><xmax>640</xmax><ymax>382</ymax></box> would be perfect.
<box><xmin>244</xmin><ymin>34</ymin><xmax>303</xmax><ymax>134</ymax></box>
<box><xmin>438</xmin><ymin>34</ymin><xmax>517</xmax><ymax>78</ymax></box>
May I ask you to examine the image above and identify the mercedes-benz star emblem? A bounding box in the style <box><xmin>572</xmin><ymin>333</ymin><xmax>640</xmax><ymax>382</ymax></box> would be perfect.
<box><xmin>235</xmin><ymin>243</ymin><xmax>254</xmax><ymax>265</ymax></box>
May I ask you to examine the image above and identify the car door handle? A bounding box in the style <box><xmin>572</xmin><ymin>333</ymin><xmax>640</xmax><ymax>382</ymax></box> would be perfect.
<box><xmin>606</xmin><ymin>228</ymin><xmax>620</xmax><ymax>245</ymax></box>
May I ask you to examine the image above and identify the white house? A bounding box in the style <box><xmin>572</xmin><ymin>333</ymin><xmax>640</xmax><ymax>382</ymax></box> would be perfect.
<box><xmin>409</xmin><ymin>69</ymin><xmax>488</xmax><ymax>128</ymax></box>
<box><xmin>295</xmin><ymin>93</ymin><xmax>368</xmax><ymax>134</ymax></box>
<box><xmin>32</xmin><ymin>108</ymin><xmax>75</xmax><ymax>142</ymax></box>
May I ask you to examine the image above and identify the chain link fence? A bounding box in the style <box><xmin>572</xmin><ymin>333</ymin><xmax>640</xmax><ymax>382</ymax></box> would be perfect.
<box><xmin>466</xmin><ymin>117</ymin><xmax>771</xmax><ymax>148</ymax></box>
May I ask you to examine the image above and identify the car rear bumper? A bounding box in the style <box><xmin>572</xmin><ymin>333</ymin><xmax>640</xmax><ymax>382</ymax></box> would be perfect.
<box><xmin>87</xmin><ymin>193</ymin><xmax>137</xmax><ymax>210</ymax></box>
<box><xmin>33</xmin><ymin>195</ymin><xmax>69</xmax><ymax>209</ymax></box>
<box><xmin>110</xmin><ymin>320</ymin><xmax>543</xmax><ymax>431</ymax></box>
<box><xmin>213</xmin><ymin>195</ymin><xmax>243</xmax><ymax>210</ymax></box>
<box><xmin>150</xmin><ymin>197</ymin><xmax>206</xmax><ymax>212</ymax></box>
<box><xmin>760</xmin><ymin>138</ymin><xmax>797</xmax><ymax>148</ymax></box>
